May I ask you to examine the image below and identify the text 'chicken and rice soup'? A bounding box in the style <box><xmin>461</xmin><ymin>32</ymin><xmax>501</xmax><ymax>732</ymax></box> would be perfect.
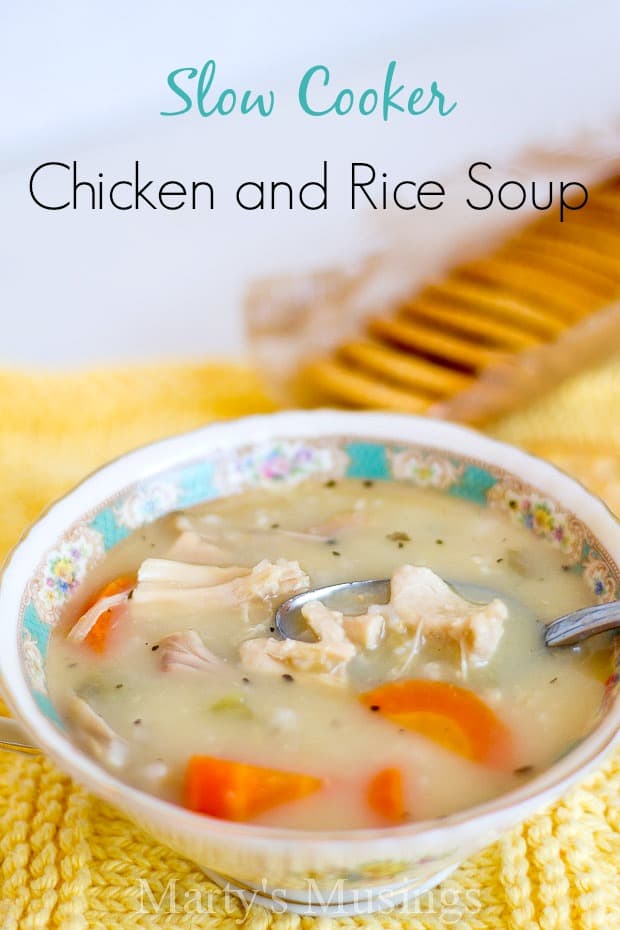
<box><xmin>47</xmin><ymin>478</ymin><xmax>613</xmax><ymax>829</ymax></box>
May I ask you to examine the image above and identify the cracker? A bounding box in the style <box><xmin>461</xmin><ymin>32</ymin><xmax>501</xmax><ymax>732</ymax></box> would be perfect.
<box><xmin>524</xmin><ymin>229</ymin><xmax>620</xmax><ymax>279</ymax></box>
<box><xmin>301</xmin><ymin>358</ymin><xmax>430</xmax><ymax>411</ymax></box>
<box><xmin>401</xmin><ymin>298</ymin><xmax>543</xmax><ymax>351</ymax></box>
<box><xmin>368</xmin><ymin>315</ymin><xmax>505</xmax><ymax>371</ymax></box>
<box><xmin>298</xmin><ymin>172</ymin><xmax>620</xmax><ymax>419</ymax></box>
<box><xmin>460</xmin><ymin>258</ymin><xmax>590</xmax><ymax>320</ymax></box>
<box><xmin>337</xmin><ymin>340</ymin><xmax>472</xmax><ymax>397</ymax></box>
<box><xmin>506</xmin><ymin>240</ymin><xmax>620</xmax><ymax>297</ymax></box>
<box><xmin>496</xmin><ymin>245</ymin><xmax>615</xmax><ymax>305</ymax></box>
<box><xmin>414</xmin><ymin>281</ymin><xmax>565</xmax><ymax>339</ymax></box>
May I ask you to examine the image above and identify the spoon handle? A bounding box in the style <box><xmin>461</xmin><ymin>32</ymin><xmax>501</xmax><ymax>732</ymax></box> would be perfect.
<box><xmin>0</xmin><ymin>717</ymin><xmax>39</xmax><ymax>755</ymax></box>
<box><xmin>544</xmin><ymin>600</ymin><xmax>620</xmax><ymax>646</ymax></box>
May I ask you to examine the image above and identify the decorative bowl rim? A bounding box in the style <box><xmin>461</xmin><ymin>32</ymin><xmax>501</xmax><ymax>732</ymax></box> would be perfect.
<box><xmin>0</xmin><ymin>409</ymin><xmax>618</xmax><ymax>848</ymax></box>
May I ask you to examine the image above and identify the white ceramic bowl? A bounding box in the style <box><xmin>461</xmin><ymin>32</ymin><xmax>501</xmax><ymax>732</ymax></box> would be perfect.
<box><xmin>1</xmin><ymin>411</ymin><xmax>619</xmax><ymax>915</ymax></box>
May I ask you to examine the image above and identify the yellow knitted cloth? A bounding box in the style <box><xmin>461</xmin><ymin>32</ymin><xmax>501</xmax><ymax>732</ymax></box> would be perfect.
<box><xmin>1</xmin><ymin>360</ymin><xmax>619</xmax><ymax>930</ymax></box>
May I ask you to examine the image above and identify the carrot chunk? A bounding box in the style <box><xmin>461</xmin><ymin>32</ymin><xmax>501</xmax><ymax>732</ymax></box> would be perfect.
<box><xmin>184</xmin><ymin>755</ymin><xmax>323</xmax><ymax>821</ymax></box>
<box><xmin>361</xmin><ymin>679</ymin><xmax>513</xmax><ymax>769</ymax></box>
<box><xmin>367</xmin><ymin>767</ymin><xmax>407</xmax><ymax>822</ymax></box>
<box><xmin>83</xmin><ymin>574</ymin><xmax>136</xmax><ymax>654</ymax></box>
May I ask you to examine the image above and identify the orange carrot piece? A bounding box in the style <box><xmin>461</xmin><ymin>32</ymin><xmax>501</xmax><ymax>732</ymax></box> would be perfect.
<box><xmin>361</xmin><ymin>679</ymin><xmax>513</xmax><ymax>769</ymax></box>
<box><xmin>367</xmin><ymin>767</ymin><xmax>407</xmax><ymax>822</ymax></box>
<box><xmin>83</xmin><ymin>573</ymin><xmax>136</xmax><ymax>654</ymax></box>
<box><xmin>184</xmin><ymin>755</ymin><xmax>323</xmax><ymax>822</ymax></box>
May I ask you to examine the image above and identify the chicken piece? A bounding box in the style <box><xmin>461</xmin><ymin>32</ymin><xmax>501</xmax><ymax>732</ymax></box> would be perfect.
<box><xmin>343</xmin><ymin>611</ymin><xmax>385</xmax><ymax>650</ymax></box>
<box><xmin>67</xmin><ymin>591</ymin><xmax>130</xmax><ymax>643</ymax></box>
<box><xmin>158</xmin><ymin>630</ymin><xmax>226</xmax><ymax>672</ymax></box>
<box><xmin>240</xmin><ymin>601</ymin><xmax>356</xmax><ymax>683</ymax></box>
<box><xmin>239</xmin><ymin>590</ymin><xmax>390</xmax><ymax>683</ymax></box>
<box><xmin>132</xmin><ymin>558</ymin><xmax>308</xmax><ymax>609</ymax></box>
<box><xmin>176</xmin><ymin>513</ymin><xmax>327</xmax><ymax>545</ymax></box>
<box><xmin>240</xmin><ymin>559</ymin><xmax>309</xmax><ymax>601</ymax></box>
<box><xmin>67</xmin><ymin>695</ymin><xmax>128</xmax><ymax>769</ymax></box>
<box><xmin>301</xmin><ymin>600</ymin><xmax>351</xmax><ymax>644</ymax></box>
<box><xmin>138</xmin><ymin>559</ymin><xmax>249</xmax><ymax>587</ymax></box>
<box><xmin>389</xmin><ymin>565</ymin><xmax>507</xmax><ymax>665</ymax></box>
<box><xmin>132</xmin><ymin>559</ymin><xmax>250</xmax><ymax>607</ymax></box>
<box><xmin>238</xmin><ymin>637</ymin><xmax>290</xmax><ymax>676</ymax></box>
<box><xmin>464</xmin><ymin>607</ymin><xmax>506</xmax><ymax>664</ymax></box>
<box><xmin>301</xmin><ymin>599</ymin><xmax>384</xmax><ymax>651</ymax></box>
<box><xmin>240</xmin><ymin>635</ymin><xmax>356</xmax><ymax>683</ymax></box>
<box><xmin>166</xmin><ymin>531</ymin><xmax>236</xmax><ymax>566</ymax></box>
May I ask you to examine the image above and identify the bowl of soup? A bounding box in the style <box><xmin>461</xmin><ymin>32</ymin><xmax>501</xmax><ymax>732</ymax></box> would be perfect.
<box><xmin>0</xmin><ymin>410</ymin><xmax>618</xmax><ymax>914</ymax></box>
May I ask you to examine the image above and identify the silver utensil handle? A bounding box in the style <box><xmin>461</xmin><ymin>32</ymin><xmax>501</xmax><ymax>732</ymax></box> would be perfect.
<box><xmin>544</xmin><ymin>600</ymin><xmax>620</xmax><ymax>646</ymax></box>
<box><xmin>0</xmin><ymin>716</ymin><xmax>39</xmax><ymax>755</ymax></box>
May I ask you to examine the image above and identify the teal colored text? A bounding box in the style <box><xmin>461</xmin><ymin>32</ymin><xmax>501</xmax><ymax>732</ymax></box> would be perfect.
<box><xmin>161</xmin><ymin>60</ymin><xmax>457</xmax><ymax>121</ymax></box>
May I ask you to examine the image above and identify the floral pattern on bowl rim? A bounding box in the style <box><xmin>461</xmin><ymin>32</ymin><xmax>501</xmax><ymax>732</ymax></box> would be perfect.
<box><xmin>213</xmin><ymin>439</ymin><xmax>349</xmax><ymax>493</ymax></box>
<box><xmin>486</xmin><ymin>477</ymin><xmax>586</xmax><ymax>562</ymax></box>
<box><xmin>113</xmin><ymin>480</ymin><xmax>180</xmax><ymax>531</ymax></box>
<box><xmin>388</xmin><ymin>448</ymin><xmax>466</xmax><ymax>490</ymax></box>
<box><xmin>28</xmin><ymin>525</ymin><xmax>104</xmax><ymax>626</ymax></box>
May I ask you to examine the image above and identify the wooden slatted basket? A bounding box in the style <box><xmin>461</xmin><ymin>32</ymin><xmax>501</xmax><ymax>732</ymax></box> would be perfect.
<box><xmin>295</xmin><ymin>175</ymin><xmax>620</xmax><ymax>424</ymax></box>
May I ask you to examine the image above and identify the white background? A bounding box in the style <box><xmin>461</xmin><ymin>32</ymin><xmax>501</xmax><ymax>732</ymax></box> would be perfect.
<box><xmin>2</xmin><ymin>0</ymin><xmax>619</xmax><ymax>366</ymax></box>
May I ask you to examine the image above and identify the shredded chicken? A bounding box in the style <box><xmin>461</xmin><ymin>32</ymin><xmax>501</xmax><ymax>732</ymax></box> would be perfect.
<box><xmin>343</xmin><ymin>612</ymin><xmax>385</xmax><ymax>649</ymax></box>
<box><xmin>240</xmin><ymin>600</ymin><xmax>357</xmax><ymax>683</ymax></box>
<box><xmin>158</xmin><ymin>630</ymin><xmax>226</xmax><ymax>672</ymax></box>
<box><xmin>133</xmin><ymin>559</ymin><xmax>248</xmax><ymax>606</ymax></box>
<box><xmin>300</xmin><ymin>601</ymin><xmax>351</xmax><ymax>644</ymax></box>
<box><xmin>300</xmin><ymin>600</ymin><xmax>384</xmax><ymax>651</ymax></box>
<box><xmin>138</xmin><ymin>559</ymin><xmax>248</xmax><ymax>587</ymax></box>
<box><xmin>388</xmin><ymin>565</ymin><xmax>506</xmax><ymax>665</ymax></box>
<box><xmin>132</xmin><ymin>558</ymin><xmax>309</xmax><ymax>609</ymax></box>
<box><xmin>238</xmin><ymin>638</ymin><xmax>287</xmax><ymax>675</ymax></box>
<box><xmin>240</xmin><ymin>596</ymin><xmax>356</xmax><ymax>683</ymax></box>
<box><xmin>67</xmin><ymin>695</ymin><xmax>128</xmax><ymax>769</ymax></box>
<box><xmin>176</xmin><ymin>513</ymin><xmax>329</xmax><ymax>544</ymax></box>
<box><xmin>240</xmin><ymin>635</ymin><xmax>356</xmax><ymax>683</ymax></box>
<box><xmin>67</xmin><ymin>592</ymin><xmax>130</xmax><ymax>643</ymax></box>
<box><xmin>242</xmin><ymin>559</ymin><xmax>309</xmax><ymax>601</ymax></box>
<box><xmin>240</xmin><ymin>563</ymin><xmax>503</xmax><ymax>683</ymax></box>
<box><xmin>166</xmin><ymin>530</ymin><xmax>236</xmax><ymax>566</ymax></box>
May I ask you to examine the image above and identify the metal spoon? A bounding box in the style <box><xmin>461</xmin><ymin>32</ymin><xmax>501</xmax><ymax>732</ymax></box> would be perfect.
<box><xmin>275</xmin><ymin>578</ymin><xmax>620</xmax><ymax>647</ymax></box>
<box><xmin>2</xmin><ymin>585</ymin><xmax>617</xmax><ymax>758</ymax></box>
<box><xmin>543</xmin><ymin>600</ymin><xmax>620</xmax><ymax>646</ymax></box>
<box><xmin>275</xmin><ymin>578</ymin><xmax>498</xmax><ymax>640</ymax></box>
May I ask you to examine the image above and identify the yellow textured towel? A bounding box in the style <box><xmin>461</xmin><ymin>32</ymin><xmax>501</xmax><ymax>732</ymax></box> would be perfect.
<box><xmin>0</xmin><ymin>360</ymin><xmax>619</xmax><ymax>930</ymax></box>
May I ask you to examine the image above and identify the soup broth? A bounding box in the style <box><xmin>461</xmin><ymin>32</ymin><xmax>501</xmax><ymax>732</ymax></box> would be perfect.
<box><xmin>47</xmin><ymin>478</ymin><xmax>612</xmax><ymax>830</ymax></box>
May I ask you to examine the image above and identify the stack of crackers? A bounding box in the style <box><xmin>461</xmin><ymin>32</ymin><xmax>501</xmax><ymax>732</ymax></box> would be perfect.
<box><xmin>299</xmin><ymin>175</ymin><xmax>620</xmax><ymax>424</ymax></box>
